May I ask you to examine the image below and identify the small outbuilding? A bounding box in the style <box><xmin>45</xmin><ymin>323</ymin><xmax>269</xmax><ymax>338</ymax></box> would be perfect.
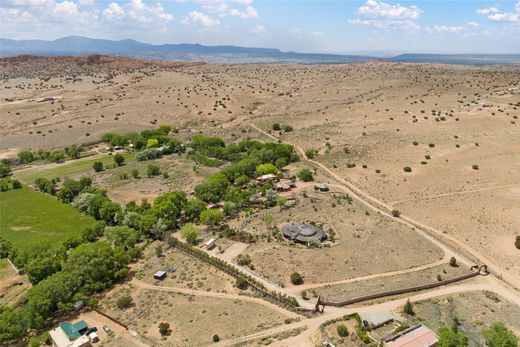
<box><xmin>73</xmin><ymin>300</ymin><xmax>85</xmax><ymax>311</ymax></box>
<box><xmin>154</xmin><ymin>271</ymin><xmax>167</xmax><ymax>280</ymax></box>
<box><xmin>205</xmin><ymin>238</ymin><xmax>216</xmax><ymax>250</ymax></box>
<box><xmin>315</xmin><ymin>183</ymin><xmax>329</xmax><ymax>192</ymax></box>
<box><xmin>281</xmin><ymin>222</ymin><xmax>327</xmax><ymax>244</ymax></box>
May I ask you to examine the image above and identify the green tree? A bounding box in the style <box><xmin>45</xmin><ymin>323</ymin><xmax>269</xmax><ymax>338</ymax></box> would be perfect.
<box><xmin>113</xmin><ymin>153</ymin><xmax>125</xmax><ymax>166</ymax></box>
<box><xmin>256</xmin><ymin>163</ymin><xmax>277</xmax><ymax>176</ymax></box>
<box><xmin>194</xmin><ymin>173</ymin><xmax>230</xmax><ymax>203</ymax></box>
<box><xmin>236</xmin><ymin>278</ymin><xmax>249</xmax><ymax>290</ymax></box>
<box><xmin>180</xmin><ymin>223</ymin><xmax>199</xmax><ymax>245</ymax></box>
<box><xmin>152</xmin><ymin>191</ymin><xmax>187</xmax><ymax>225</ymax></box>
<box><xmin>272</xmin><ymin>123</ymin><xmax>281</xmax><ymax>131</ymax></box>
<box><xmin>50</xmin><ymin>151</ymin><xmax>65</xmax><ymax>163</ymax></box>
<box><xmin>449</xmin><ymin>257</ymin><xmax>458</xmax><ymax>267</ymax></box>
<box><xmin>0</xmin><ymin>162</ymin><xmax>11</xmax><ymax>178</ymax></box>
<box><xmin>0</xmin><ymin>238</ymin><xmax>13</xmax><ymax>258</ymax></box>
<box><xmin>438</xmin><ymin>326</ymin><xmax>468</xmax><ymax>347</ymax></box>
<box><xmin>403</xmin><ymin>300</ymin><xmax>415</xmax><ymax>315</ymax></box>
<box><xmin>11</xmin><ymin>179</ymin><xmax>22</xmax><ymax>189</ymax></box>
<box><xmin>147</xmin><ymin>138</ymin><xmax>159</xmax><ymax>149</ymax></box>
<box><xmin>297</xmin><ymin>168</ymin><xmax>314</xmax><ymax>182</ymax></box>
<box><xmin>290</xmin><ymin>272</ymin><xmax>303</xmax><ymax>285</ymax></box>
<box><xmin>482</xmin><ymin>322</ymin><xmax>518</xmax><ymax>347</ymax></box>
<box><xmin>200</xmin><ymin>209</ymin><xmax>224</xmax><ymax>226</ymax></box>
<box><xmin>158</xmin><ymin>322</ymin><xmax>170</xmax><ymax>335</ymax></box>
<box><xmin>212</xmin><ymin>334</ymin><xmax>220</xmax><ymax>342</ymax></box>
<box><xmin>104</xmin><ymin>226</ymin><xmax>140</xmax><ymax>249</ymax></box>
<box><xmin>93</xmin><ymin>161</ymin><xmax>104</xmax><ymax>172</ymax></box>
<box><xmin>131</xmin><ymin>169</ymin><xmax>139</xmax><ymax>178</ymax></box>
<box><xmin>185</xmin><ymin>198</ymin><xmax>207</xmax><ymax>221</ymax></box>
<box><xmin>17</xmin><ymin>150</ymin><xmax>35</xmax><ymax>164</ymax></box>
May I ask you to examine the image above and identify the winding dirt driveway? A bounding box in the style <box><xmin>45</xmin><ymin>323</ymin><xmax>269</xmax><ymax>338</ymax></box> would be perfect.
<box><xmin>249</xmin><ymin>123</ymin><xmax>520</xmax><ymax>292</ymax></box>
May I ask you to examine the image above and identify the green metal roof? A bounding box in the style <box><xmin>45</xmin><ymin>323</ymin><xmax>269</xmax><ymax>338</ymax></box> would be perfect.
<box><xmin>60</xmin><ymin>320</ymin><xmax>88</xmax><ymax>339</ymax></box>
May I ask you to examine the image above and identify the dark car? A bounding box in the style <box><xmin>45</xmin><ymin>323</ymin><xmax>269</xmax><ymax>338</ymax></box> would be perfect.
<box><xmin>85</xmin><ymin>327</ymin><xmax>98</xmax><ymax>335</ymax></box>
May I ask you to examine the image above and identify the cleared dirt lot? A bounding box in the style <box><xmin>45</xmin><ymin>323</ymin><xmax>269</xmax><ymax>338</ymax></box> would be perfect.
<box><xmin>133</xmin><ymin>243</ymin><xmax>238</xmax><ymax>294</ymax></box>
<box><xmin>99</xmin><ymin>284</ymin><xmax>291</xmax><ymax>346</ymax></box>
<box><xmin>231</xmin><ymin>187</ymin><xmax>443</xmax><ymax>286</ymax></box>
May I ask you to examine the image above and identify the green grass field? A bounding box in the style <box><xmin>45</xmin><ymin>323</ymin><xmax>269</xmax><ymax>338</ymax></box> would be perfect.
<box><xmin>14</xmin><ymin>153</ymin><xmax>136</xmax><ymax>183</ymax></box>
<box><xmin>0</xmin><ymin>186</ymin><xmax>97</xmax><ymax>249</ymax></box>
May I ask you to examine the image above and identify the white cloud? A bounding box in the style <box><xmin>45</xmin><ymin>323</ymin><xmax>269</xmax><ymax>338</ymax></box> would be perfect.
<box><xmin>476</xmin><ymin>7</ymin><xmax>498</xmax><ymax>15</ymax></box>
<box><xmin>349</xmin><ymin>0</ymin><xmax>422</xmax><ymax>30</ymax></box>
<box><xmin>229</xmin><ymin>5</ymin><xmax>257</xmax><ymax>18</ymax></box>
<box><xmin>177</xmin><ymin>0</ymin><xmax>258</xmax><ymax>19</ymax></box>
<box><xmin>477</xmin><ymin>1</ymin><xmax>519</xmax><ymax>23</ymax></box>
<box><xmin>1</xmin><ymin>0</ymin><xmax>174</xmax><ymax>39</ymax></box>
<box><xmin>127</xmin><ymin>0</ymin><xmax>173</xmax><ymax>23</ymax></box>
<box><xmin>181</xmin><ymin>10</ymin><xmax>219</xmax><ymax>27</ymax></box>
<box><xmin>250</xmin><ymin>24</ymin><xmax>266</xmax><ymax>33</ymax></box>
<box><xmin>427</xmin><ymin>22</ymin><xmax>480</xmax><ymax>34</ymax></box>
<box><xmin>103</xmin><ymin>2</ymin><xmax>124</xmax><ymax>20</ymax></box>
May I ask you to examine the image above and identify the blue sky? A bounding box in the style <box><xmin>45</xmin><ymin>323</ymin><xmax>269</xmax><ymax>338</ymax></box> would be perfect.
<box><xmin>1</xmin><ymin>0</ymin><xmax>519</xmax><ymax>54</ymax></box>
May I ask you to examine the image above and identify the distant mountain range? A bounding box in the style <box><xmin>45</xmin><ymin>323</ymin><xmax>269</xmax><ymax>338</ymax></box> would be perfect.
<box><xmin>1</xmin><ymin>36</ymin><xmax>519</xmax><ymax>65</ymax></box>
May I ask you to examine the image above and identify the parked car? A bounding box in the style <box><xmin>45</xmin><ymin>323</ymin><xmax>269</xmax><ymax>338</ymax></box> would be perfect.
<box><xmin>103</xmin><ymin>325</ymin><xmax>110</xmax><ymax>333</ymax></box>
<box><xmin>85</xmin><ymin>327</ymin><xmax>97</xmax><ymax>335</ymax></box>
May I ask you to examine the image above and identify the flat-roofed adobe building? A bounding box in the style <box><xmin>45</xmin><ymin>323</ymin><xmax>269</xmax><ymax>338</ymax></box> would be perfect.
<box><xmin>383</xmin><ymin>324</ymin><xmax>439</xmax><ymax>347</ymax></box>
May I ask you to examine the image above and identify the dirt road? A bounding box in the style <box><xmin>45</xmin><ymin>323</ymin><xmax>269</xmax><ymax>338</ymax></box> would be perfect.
<box><xmin>130</xmin><ymin>278</ymin><xmax>301</xmax><ymax>319</ymax></box>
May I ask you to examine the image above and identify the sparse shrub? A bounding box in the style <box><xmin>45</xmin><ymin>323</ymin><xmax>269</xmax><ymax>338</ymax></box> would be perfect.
<box><xmin>158</xmin><ymin>322</ymin><xmax>170</xmax><ymax>336</ymax></box>
<box><xmin>472</xmin><ymin>164</ymin><xmax>479</xmax><ymax>170</ymax></box>
<box><xmin>147</xmin><ymin>164</ymin><xmax>160</xmax><ymax>177</ymax></box>
<box><xmin>290</xmin><ymin>272</ymin><xmax>303</xmax><ymax>285</ymax></box>
<box><xmin>272</xmin><ymin>123</ymin><xmax>281</xmax><ymax>131</ymax></box>
<box><xmin>515</xmin><ymin>236</ymin><xmax>520</xmax><ymax>250</ymax></box>
<box><xmin>236</xmin><ymin>254</ymin><xmax>252</xmax><ymax>267</ymax></box>
<box><xmin>212</xmin><ymin>334</ymin><xmax>220</xmax><ymax>342</ymax></box>
<box><xmin>131</xmin><ymin>169</ymin><xmax>139</xmax><ymax>178</ymax></box>
<box><xmin>449</xmin><ymin>257</ymin><xmax>458</xmax><ymax>267</ymax></box>
<box><xmin>403</xmin><ymin>300</ymin><xmax>414</xmax><ymax>315</ymax></box>
<box><xmin>337</xmin><ymin>324</ymin><xmax>349</xmax><ymax>337</ymax></box>
<box><xmin>392</xmin><ymin>209</ymin><xmax>401</xmax><ymax>217</ymax></box>
<box><xmin>403</xmin><ymin>166</ymin><xmax>412</xmax><ymax>173</ymax></box>
<box><xmin>236</xmin><ymin>278</ymin><xmax>249</xmax><ymax>290</ymax></box>
<box><xmin>298</xmin><ymin>168</ymin><xmax>314</xmax><ymax>182</ymax></box>
<box><xmin>116</xmin><ymin>294</ymin><xmax>133</xmax><ymax>309</ymax></box>
<box><xmin>305</xmin><ymin>148</ymin><xmax>317</xmax><ymax>159</ymax></box>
